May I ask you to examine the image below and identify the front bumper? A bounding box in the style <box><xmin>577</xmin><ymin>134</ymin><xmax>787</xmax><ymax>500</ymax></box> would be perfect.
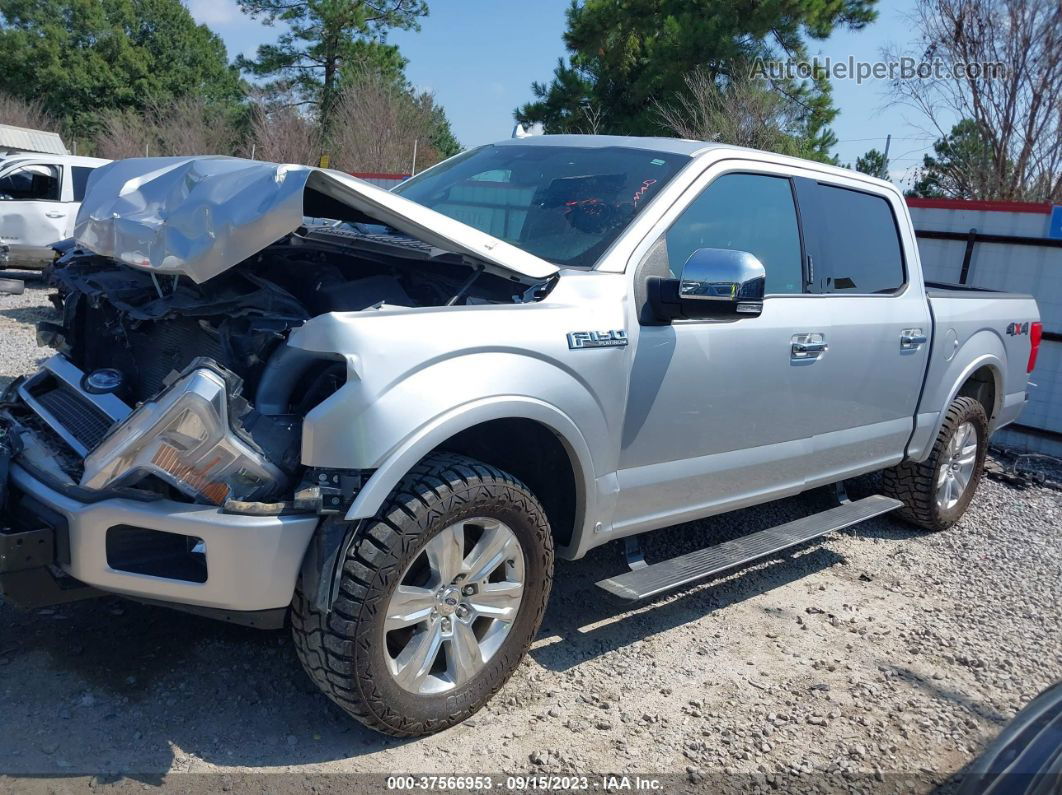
<box><xmin>5</xmin><ymin>463</ymin><xmax>319</xmax><ymax>612</ymax></box>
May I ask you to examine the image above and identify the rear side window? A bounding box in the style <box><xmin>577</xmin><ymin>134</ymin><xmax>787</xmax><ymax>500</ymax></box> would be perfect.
<box><xmin>800</xmin><ymin>182</ymin><xmax>905</xmax><ymax>294</ymax></box>
<box><xmin>665</xmin><ymin>173</ymin><xmax>804</xmax><ymax>294</ymax></box>
<box><xmin>71</xmin><ymin>166</ymin><xmax>96</xmax><ymax>202</ymax></box>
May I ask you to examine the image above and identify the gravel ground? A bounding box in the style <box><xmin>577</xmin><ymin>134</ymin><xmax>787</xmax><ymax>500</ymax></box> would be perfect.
<box><xmin>0</xmin><ymin>272</ymin><xmax>54</xmax><ymax>390</ymax></box>
<box><xmin>0</xmin><ymin>279</ymin><xmax>1059</xmax><ymax>793</ymax></box>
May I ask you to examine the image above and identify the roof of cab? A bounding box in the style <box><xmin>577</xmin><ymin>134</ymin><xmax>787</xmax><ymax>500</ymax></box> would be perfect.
<box><xmin>495</xmin><ymin>133</ymin><xmax>720</xmax><ymax>157</ymax></box>
<box><xmin>0</xmin><ymin>153</ymin><xmax>111</xmax><ymax>169</ymax></box>
<box><xmin>493</xmin><ymin>134</ymin><xmax>898</xmax><ymax>195</ymax></box>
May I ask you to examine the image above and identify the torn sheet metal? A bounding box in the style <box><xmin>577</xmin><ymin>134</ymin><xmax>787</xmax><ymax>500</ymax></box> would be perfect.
<box><xmin>74</xmin><ymin>156</ymin><xmax>558</xmax><ymax>284</ymax></box>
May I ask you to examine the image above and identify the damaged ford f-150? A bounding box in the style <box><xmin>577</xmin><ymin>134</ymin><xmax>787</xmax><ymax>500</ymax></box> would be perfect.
<box><xmin>0</xmin><ymin>136</ymin><xmax>1042</xmax><ymax>736</ymax></box>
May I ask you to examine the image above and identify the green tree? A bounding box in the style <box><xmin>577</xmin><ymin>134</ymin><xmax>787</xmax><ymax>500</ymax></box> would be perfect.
<box><xmin>908</xmin><ymin>120</ymin><xmax>998</xmax><ymax>199</ymax></box>
<box><xmin>236</xmin><ymin>0</ymin><xmax>428</xmax><ymax>133</ymax></box>
<box><xmin>849</xmin><ymin>148</ymin><xmax>890</xmax><ymax>180</ymax></box>
<box><xmin>516</xmin><ymin>0</ymin><xmax>877</xmax><ymax>160</ymax></box>
<box><xmin>423</xmin><ymin>97</ymin><xmax>461</xmax><ymax>160</ymax></box>
<box><xmin>0</xmin><ymin>0</ymin><xmax>242</xmax><ymax>141</ymax></box>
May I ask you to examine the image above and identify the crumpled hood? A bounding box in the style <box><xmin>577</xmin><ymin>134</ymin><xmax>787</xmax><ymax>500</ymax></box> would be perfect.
<box><xmin>73</xmin><ymin>156</ymin><xmax>559</xmax><ymax>284</ymax></box>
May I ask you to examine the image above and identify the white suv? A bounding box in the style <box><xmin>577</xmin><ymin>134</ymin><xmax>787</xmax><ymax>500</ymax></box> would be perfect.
<box><xmin>0</xmin><ymin>153</ymin><xmax>110</xmax><ymax>269</ymax></box>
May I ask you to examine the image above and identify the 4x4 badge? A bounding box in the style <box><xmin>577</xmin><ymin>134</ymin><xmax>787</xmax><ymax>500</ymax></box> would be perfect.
<box><xmin>1006</xmin><ymin>321</ymin><xmax>1030</xmax><ymax>336</ymax></box>
<box><xmin>567</xmin><ymin>330</ymin><xmax>628</xmax><ymax>349</ymax></box>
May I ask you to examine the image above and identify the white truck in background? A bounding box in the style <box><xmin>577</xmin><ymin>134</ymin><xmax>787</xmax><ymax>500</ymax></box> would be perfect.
<box><xmin>0</xmin><ymin>153</ymin><xmax>110</xmax><ymax>270</ymax></box>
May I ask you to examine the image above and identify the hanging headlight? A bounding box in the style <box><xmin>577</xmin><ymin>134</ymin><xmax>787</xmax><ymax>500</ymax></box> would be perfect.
<box><xmin>81</xmin><ymin>365</ymin><xmax>286</xmax><ymax>504</ymax></box>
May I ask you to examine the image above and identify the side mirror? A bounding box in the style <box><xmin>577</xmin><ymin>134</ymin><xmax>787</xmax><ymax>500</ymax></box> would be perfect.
<box><xmin>648</xmin><ymin>248</ymin><xmax>765</xmax><ymax>322</ymax></box>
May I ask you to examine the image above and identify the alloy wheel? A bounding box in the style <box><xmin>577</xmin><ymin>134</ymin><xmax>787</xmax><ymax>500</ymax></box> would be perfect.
<box><xmin>936</xmin><ymin>421</ymin><xmax>978</xmax><ymax>511</ymax></box>
<box><xmin>383</xmin><ymin>518</ymin><xmax>525</xmax><ymax>695</ymax></box>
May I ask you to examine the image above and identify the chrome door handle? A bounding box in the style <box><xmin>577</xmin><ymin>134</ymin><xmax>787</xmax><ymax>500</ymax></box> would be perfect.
<box><xmin>45</xmin><ymin>211</ymin><xmax>65</xmax><ymax>218</ymax></box>
<box><xmin>900</xmin><ymin>329</ymin><xmax>928</xmax><ymax>349</ymax></box>
<box><xmin>791</xmin><ymin>333</ymin><xmax>828</xmax><ymax>359</ymax></box>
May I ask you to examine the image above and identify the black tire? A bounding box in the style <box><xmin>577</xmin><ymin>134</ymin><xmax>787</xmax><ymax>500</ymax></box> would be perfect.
<box><xmin>882</xmin><ymin>396</ymin><xmax>988</xmax><ymax>531</ymax></box>
<box><xmin>291</xmin><ymin>452</ymin><xmax>554</xmax><ymax>736</ymax></box>
<box><xmin>0</xmin><ymin>277</ymin><xmax>24</xmax><ymax>295</ymax></box>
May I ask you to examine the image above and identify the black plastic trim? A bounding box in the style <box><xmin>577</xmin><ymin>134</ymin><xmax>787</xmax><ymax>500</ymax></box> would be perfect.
<box><xmin>131</xmin><ymin>598</ymin><xmax>287</xmax><ymax>630</ymax></box>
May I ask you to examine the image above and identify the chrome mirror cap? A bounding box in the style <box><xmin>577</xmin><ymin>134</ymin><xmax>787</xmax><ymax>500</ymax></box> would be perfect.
<box><xmin>646</xmin><ymin>248</ymin><xmax>767</xmax><ymax>322</ymax></box>
<box><xmin>679</xmin><ymin>248</ymin><xmax>766</xmax><ymax>308</ymax></box>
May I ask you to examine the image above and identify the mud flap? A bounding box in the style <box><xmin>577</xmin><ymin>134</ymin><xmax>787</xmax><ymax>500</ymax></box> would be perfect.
<box><xmin>298</xmin><ymin>515</ymin><xmax>366</xmax><ymax>614</ymax></box>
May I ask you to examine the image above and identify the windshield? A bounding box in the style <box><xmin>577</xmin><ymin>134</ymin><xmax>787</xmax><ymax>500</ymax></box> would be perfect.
<box><xmin>394</xmin><ymin>144</ymin><xmax>689</xmax><ymax>268</ymax></box>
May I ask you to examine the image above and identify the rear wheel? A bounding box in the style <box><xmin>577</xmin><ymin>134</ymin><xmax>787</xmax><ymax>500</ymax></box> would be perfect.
<box><xmin>291</xmin><ymin>452</ymin><xmax>553</xmax><ymax>736</ymax></box>
<box><xmin>883</xmin><ymin>396</ymin><xmax>988</xmax><ymax>531</ymax></box>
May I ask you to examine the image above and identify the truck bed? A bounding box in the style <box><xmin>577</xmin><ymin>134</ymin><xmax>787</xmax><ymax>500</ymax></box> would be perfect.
<box><xmin>925</xmin><ymin>280</ymin><xmax>1035</xmax><ymax>301</ymax></box>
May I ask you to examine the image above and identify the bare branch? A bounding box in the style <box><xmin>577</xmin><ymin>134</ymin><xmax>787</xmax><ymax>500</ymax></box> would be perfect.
<box><xmin>886</xmin><ymin>0</ymin><xmax>1061</xmax><ymax>202</ymax></box>
<box><xmin>248</xmin><ymin>88</ymin><xmax>323</xmax><ymax>165</ymax></box>
<box><xmin>328</xmin><ymin>68</ymin><xmax>444</xmax><ymax>172</ymax></box>
<box><xmin>0</xmin><ymin>92</ymin><xmax>58</xmax><ymax>132</ymax></box>
<box><xmin>653</xmin><ymin>68</ymin><xmax>807</xmax><ymax>156</ymax></box>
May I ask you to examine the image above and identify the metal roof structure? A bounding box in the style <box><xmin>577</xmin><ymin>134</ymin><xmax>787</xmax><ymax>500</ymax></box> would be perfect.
<box><xmin>0</xmin><ymin>124</ymin><xmax>68</xmax><ymax>156</ymax></box>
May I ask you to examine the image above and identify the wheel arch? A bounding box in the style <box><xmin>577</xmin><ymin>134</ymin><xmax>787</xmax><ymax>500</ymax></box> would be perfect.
<box><xmin>345</xmin><ymin>397</ymin><xmax>595</xmax><ymax>554</ymax></box>
<box><xmin>911</xmin><ymin>343</ymin><xmax>1005</xmax><ymax>463</ymax></box>
<box><xmin>955</xmin><ymin>364</ymin><xmax>999</xmax><ymax>426</ymax></box>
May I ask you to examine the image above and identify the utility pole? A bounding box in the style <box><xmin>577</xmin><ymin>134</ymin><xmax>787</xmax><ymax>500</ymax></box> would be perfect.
<box><xmin>883</xmin><ymin>134</ymin><xmax>892</xmax><ymax>168</ymax></box>
<box><xmin>410</xmin><ymin>139</ymin><xmax>418</xmax><ymax>176</ymax></box>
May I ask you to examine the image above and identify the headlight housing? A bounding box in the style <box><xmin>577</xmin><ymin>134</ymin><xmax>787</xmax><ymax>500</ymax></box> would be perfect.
<box><xmin>81</xmin><ymin>364</ymin><xmax>286</xmax><ymax>504</ymax></box>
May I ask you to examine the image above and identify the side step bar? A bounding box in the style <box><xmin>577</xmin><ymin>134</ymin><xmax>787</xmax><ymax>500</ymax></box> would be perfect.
<box><xmin>596</xmin><ymin>494</ymin><xmax>903</xmax><ymax>602</ymax></box>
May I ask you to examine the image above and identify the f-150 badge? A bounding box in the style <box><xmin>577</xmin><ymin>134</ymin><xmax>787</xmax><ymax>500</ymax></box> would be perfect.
<box><xmin>567</xmin><ymin>330</ymin><xmax>628</xmax><ymax>349</ymax></box>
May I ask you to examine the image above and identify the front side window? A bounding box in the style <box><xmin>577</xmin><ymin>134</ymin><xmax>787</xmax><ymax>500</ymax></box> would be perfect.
<box><xmin>665</xmin><ymin>173</ymin><xmax>804</xmax><ymax>295</ymax></box>
<box><xmin>0</xmin><ymin>164</ymin><xmax>60</xmax><ymax>201</ymax></box>
<box><xmin>394</xmin><ymin>144</ymin><xmax>689</xmax><ymax>268</ymax></box>
<box><xmin>802</xmin><ymin>182</ymin><xmax>905</xmax><ymax>294</ymax></box>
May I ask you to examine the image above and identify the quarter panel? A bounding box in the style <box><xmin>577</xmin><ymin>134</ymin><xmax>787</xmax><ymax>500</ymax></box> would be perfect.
<box><xmin>909</xmin><ymin>304</ymin><xmax>1015</xmax><ymax>460</ymax></box>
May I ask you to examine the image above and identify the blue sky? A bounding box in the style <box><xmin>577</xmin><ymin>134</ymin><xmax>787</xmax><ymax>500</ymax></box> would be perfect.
<box><xmin>187</xmin><ymin>0</ymin><xmax>949</xmax><ymax>187</ymax></box>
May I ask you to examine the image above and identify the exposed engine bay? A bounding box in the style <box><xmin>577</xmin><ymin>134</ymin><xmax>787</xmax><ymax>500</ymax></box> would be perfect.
<box><xmin>4</xmin><ymin>224</ymin><xmax>550</xmax><ymax>511</ymax></box>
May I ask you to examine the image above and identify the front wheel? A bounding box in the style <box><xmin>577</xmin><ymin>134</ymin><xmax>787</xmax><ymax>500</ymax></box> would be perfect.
<box><xmin>883</xmin><ymin>396</ymin><xmax>988</xmax><ymax>531</ymax></box>
<box><xmin>291</xmin><ymin>452</ymin><xmax>553</xmax><ymax>736</ymax></box>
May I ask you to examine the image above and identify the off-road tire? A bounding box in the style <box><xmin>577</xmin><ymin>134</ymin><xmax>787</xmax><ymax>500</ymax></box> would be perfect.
<box><xmin>291</xmin><ymin>452</ymin><xmax>554</xmax><ymax>736</ymax></box>
<box><xmin>882</xmin><ymin>396</ymin><xmax>988</xmax><ymax>531</ymax></box>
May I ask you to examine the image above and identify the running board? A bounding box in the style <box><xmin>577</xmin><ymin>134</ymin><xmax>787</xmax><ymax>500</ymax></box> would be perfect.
<box><xmin>596</xmin><ymin>494</ymin><xmax>903</xmax><ymax>602</ymax></box>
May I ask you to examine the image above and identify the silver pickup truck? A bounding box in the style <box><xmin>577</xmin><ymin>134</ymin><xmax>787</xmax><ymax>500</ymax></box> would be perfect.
<box><xmin>0</xmin><ymin>136</ymin><xmax>1042</xmax><ymax>737</ymax></box>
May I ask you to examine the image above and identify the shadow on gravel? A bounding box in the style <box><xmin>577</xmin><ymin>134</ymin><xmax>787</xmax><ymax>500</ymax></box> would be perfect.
<box><xmin>0</xmin><ymin>596</ymin><xmax>413</xmax><ymax>775</ymax></box>
<box><xmin>531</xmin><ymin>484</ymin><xmax>912</xmax><ymax>672</ymax></box>
<box><xmin>880</xmin><ymin>664</ymin><xmax>1008</xmax><ymax>725</ymax></box>
<box><xmin>0</xmin><ymin>483</ymin><xmax>917</xmax><ymax>776</ymax></box>
<box><xmin>0</xmin><ymin>305</ymin><xmax>56</xmax><ymax>324</ymax></box>
<box><xmin>533</xmin><ymin>546</ymin><xmax>845</xmax><ymax>673</ymax></box>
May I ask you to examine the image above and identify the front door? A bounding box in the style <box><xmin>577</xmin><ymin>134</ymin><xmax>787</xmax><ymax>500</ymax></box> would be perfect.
<box><xmin>613</xmin><ymin>170</ymin><xmax>823</xmax><ymax>536</ymax></box>
<box><xmin>0</xmin><ymin>161</ymin><xmax>68</xmax><ymax>257</ymax></box>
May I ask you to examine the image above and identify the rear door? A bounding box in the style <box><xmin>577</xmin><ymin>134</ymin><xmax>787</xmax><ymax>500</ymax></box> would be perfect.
<box><xmin>66</xmin><ymin>164</ymin><xmax>97</xmax><ymax>237</ymax></box>
<box><xmin>793</xmin><ymin>177</ymin><xmax>931</xmax><ymax>483</ymax></box>
<box><xmin>0</xmin><ymin>160</ymin><xmax>67</xmax><ymax>252</ymax></box>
